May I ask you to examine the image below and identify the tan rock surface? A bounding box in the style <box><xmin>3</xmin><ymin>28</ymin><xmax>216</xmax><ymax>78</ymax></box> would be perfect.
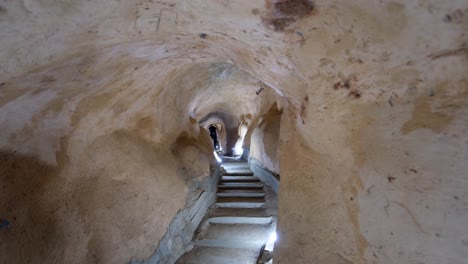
<box><xmin>1</xmin><ymin>0</ymin><xmax>467</xmax><ymax>263</ymax></box>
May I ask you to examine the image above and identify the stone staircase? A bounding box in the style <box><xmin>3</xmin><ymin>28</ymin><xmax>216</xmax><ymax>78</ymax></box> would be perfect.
<box><xmin>176</xmin><ymin>160</ymin><xmax>276</xmax><ymax>264</ymax></box>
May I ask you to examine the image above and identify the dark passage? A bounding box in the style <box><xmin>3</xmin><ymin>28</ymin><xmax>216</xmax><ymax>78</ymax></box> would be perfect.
<box><xmin>209</xmin><ymin>125</ymin><xmax>221</xmax><ymax>152</ymax></box>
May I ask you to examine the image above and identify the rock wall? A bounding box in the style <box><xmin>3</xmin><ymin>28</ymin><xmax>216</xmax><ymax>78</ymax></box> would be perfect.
<box><xmin>133</xmin><ymin>167</ymin><xmax>222</xmax><ymax>264</ymax></box>
<box><xmin>273</xmin><ymin>1</ymin><xmax>468</xmax><ymax>263</ymax></box>
<box><xmin>249</xmin><ymin>102</ymin><xmax>282</xmax><ymax>174</ymax></box>
<box><xmin>0</xmin><ymin>51</ymin><xmax>277</xmax><ymax>263</ymax></box>
<box><xmin>249</xmin><ymin>157</ymin><xmax>280</xmax><ymax>193</ymax></box>
<box><xmin>1</xmin><ymin>0</ymin><xmax>467</xmax><ymax>263</ymax></box>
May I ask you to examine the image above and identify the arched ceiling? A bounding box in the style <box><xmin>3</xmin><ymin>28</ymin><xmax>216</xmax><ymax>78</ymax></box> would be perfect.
<box><xmin>1</xmin><ymin>1</ymin><xmax>467</xmax><ymax>263</ymax></box>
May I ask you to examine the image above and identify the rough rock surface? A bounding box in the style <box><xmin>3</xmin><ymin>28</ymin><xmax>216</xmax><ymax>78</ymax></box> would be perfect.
<box><xmin>0</xmin><ymin>0</ymin><xmax>467</xmax><ymax>263</ymax></box>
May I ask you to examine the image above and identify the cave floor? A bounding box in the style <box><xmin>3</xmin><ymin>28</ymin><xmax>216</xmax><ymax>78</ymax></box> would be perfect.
<box><xmin>176</xmin><ymin>159</ymin><xmax>278</xmax><ymax>264</ymax></box>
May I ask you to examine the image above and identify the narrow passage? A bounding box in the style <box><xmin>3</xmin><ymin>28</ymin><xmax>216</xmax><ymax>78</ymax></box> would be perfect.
<box><xmin>177</xmin><ymin>158</ymin><xmax>278</xmax><ymax>264</ymax></box>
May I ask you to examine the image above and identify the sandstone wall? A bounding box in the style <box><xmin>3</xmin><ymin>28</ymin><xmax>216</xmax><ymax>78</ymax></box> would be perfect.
<box><xmin>1</xmin><ymin>0</ymin><xmax>467</xmax><ymax>263</ymax></box>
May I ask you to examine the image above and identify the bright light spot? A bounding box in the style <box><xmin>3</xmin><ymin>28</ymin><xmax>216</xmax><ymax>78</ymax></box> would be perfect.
<box><xmin>265</xmin><ymin>231</ymin><xmax>277</xmax><ymax>251</ymax></box>
<box><xmin>268</xmin><ymin>232</ymin><xmax>277</xmax><ymax>244</ymax></box>
<box><xmin>213</xmin><ymin>151</ymin><xmax>222</xmax><ymax>163</ymax></box>
<box><xmin>233</xmin><ymin>145</ymin><xmax>243</xmax><ymax>156</ymax></box>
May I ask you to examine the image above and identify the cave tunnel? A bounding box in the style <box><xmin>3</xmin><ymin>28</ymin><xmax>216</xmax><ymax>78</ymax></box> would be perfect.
<box><xmin>1</xmin><ymin>1</ymin><xmax>467</xmax><ymax>264</ymax></box>
<box><xmin>208</xmin><ymin>125</ymin><xmax>221</xmax><ymax>153</ymax></box>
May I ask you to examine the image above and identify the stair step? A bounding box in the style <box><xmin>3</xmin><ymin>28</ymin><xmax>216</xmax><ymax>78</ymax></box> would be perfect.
<box><xmin>222</xmin><ymin>167</ymin><xmax>251</xmax><ymax>172</ymax></box>
<box><xmin>221</xmin><ymin>176</ymin><xmax>260</xmax><ymax>182</ymax></box>
<box><xmin>216</xmin><ymin>196</ymin><xmax>265</xmax><ymax>203</ymax></box>
<box><xmin>200</xmin><ymin>223</ymin><xmax>272</xmax><ymax>241</ymax></box>
<box><xmin>223</xmin><ymin>163</ymin><xmax>249</xmax><ymax>166</ymax></box>
<box><xmin>208</xmin><ymin>216</ymin><xmax>272</xmax><ymax>225</ymax></box>
<box><xmin>223</xmin><ymin>171</ymin><xmax>254</xmax><ymax>176</ymax></box>
<box><xmin>220</xmin><ymin>157</ymin><xmax>245</xmax><ymax>162</ymax></box>
<box><xmin>195</xmin><ymin>239</ymin><xmax>265</xmax><ymax>250</ymax></box>
<box><xmin>176</xmin><ymin>159</ymin><xmax>276</xmax><ymax>264</ymax></box>
<box><xmin>216</xmin><ymin>192</ymin><xmax>265</xmax><ymax>198</ymax></box>
<box><xmin>218</xmin><ymin>183</ymin><xmax>264</xmax><ymax>189</ymax></box>
<box><xmin>176</xmin><ymin>246</ymin><xmax>259</xmax><ymax>264</ymax></box>
<box><xmin>221</xmin><ymin>159</ymin><xmax>247</xmax><ymax>163</ymax></box>
<box><xmin>210</xmin><ymin>207</ymin><xmax>268</xmax><ymax>218</ymax></box>
<box><xmin>216</xmin><ymin>202</ymin><xmax>265</xmax><ymax>208</ymax></box>
<box><xmin>223</xmin><ymin>164</ymin><xmax>250</xmax><ymax>168</ymax></box>
<box><xmin>217</xmin><ymin>189</ymin><xmax>265</xmax><ymax>193</ymax></box>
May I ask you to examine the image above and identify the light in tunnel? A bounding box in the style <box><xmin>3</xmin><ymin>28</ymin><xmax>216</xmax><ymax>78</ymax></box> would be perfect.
<box><xmin>268</xmin><ymin>232</ymin><xmax>277</xmax><ymax>244</ymax></box>
<box><xmin>233</xmin><ymin>125</ymin><xmax>247</xmax><ymax>157</ymax></box>
<box><xmin>265</xmin><ymin>231</ymin><xmax>277</xmax><ymax>251</ymax></box>
<box><xmin>233</xmin><ymin>145</ymin><xmax>243</xmax><ymax>156</ymax></box>
<box><xmin>213</xmin><ymin>151</ymin><xmax>222</xmax><ymax>163</ymax></box>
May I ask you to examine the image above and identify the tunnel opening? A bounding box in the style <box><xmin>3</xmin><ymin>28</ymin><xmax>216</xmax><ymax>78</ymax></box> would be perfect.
<box><xmin>1</xmin><ymin>1</ymin><xmax>466</xmax><ymax>263</ymax></box>
<box><xmin>208</xmin><ymin>125</ymin><xmax>222</xmax><ymax>153</ymax></box>
<box><xmin>177</xmin><ymin>99</ymin><xmax>283</xmax><ymax>263</ymax></box>
<box><xmin>1</xmin><ymin>44</ymin><xmax>290</xmax><ymax>263</ymax></box>
<box><xmin>168</xmin><ymin>62</ymin><xmax>284</xmax><ymax>263</ymax></box>
<box><xmin>199</xmin><ymin>110</ymin><xmax>240</xmax><ymax>157</ymax></box>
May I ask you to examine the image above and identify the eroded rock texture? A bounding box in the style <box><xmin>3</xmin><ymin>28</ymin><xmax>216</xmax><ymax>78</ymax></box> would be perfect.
<box><xmin>0</xmin><ymin>0</ymin><xmax>467</xmax><ymax>263</ymax></box>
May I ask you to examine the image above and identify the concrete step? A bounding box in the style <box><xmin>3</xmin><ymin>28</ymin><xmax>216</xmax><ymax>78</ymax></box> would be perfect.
<box><xmin>195</xmin><ymin>223</ymin><xmax>273</xmax><ymax>249</ymax></box>
<box><xmin>175</xmin><ymin>160</ymin><xmax>275</xmax><ymax>264</ymax></box>
<box><xmin>200</xmin><ymin>223</ymin><xmax>272</xmax><ymax>242</ymax></box>
<box><xmin>195</xmin><ymin>239</ymin><xmax>265</xmax><ymax>250</ymax></box>
<box><xmin>220</xmin><ymin>161</ymin><xmax>245</xmax><ymax>164</ymax></box>
<box><xmin>222</xmin><ymin>163</ymin><xmax>249</xmax><ymax>167</ymax></box>
<box><xmin>220</xmin><ymin>157</ymin><xmax>245</xmax><ymax>162</ymax></box>
<box><xmin>221</xmin><ymin>176</ymin><xmax>260</xmax><ymax>182</ymax></box>
<box><xmin>217</xmin><ymin>196</ymin><xmax>265</xmax><ymax>203</ymax></box>
<box><xmin>176</xmin><ymin>246</ymin><xmax>259</xmax><ymax>264</ymax></box>
<box><xmin>218</xmin><ymin>182</ymin><xmax>264</xmax><ymax>189</ymax></box>
<box><xmin>210</xmin><ymin>207</ymin><xmax>268</xmax><ymax>218</ymax></box>
<box><xmin>208</xmin><ymin>216</ymin><xmax>272</xmax><ymax>225</ymax></box>
<box><xmin>215</xmin><ymin>202</ymin><xmax>265</xmax><ymax>209</ymax></box>
<box><xmin>222</xmin><ymin>168</ymin><xmax>250</xmax><ymax>171</ymax></box>
<box><xmin>217</xmin><ymin>189</ymin><xmax>265</xmax><ymax>193</ymax></box>
<box><xmin>223</xmin><ymin>171</ymin><xmax>254</xmax><ymax>176</ymax></box>
<box><xmin>222</xmin><ymin>166</ymin><xmax>250</xmax><ymax>171</ymax></box>
<box><xmin>216</xmin><ymin>192</ymin><xmax>265</xmax><ymax>198</ymax></box>
<box><xmin>223</xmin><ymin>164</ymin><xmax>252</xmax><ymax>168</ymax></box>
<box><xmin>221</xmin><ymin>163</ymin><xmax>252</xmax><ymax>171</ymax></box>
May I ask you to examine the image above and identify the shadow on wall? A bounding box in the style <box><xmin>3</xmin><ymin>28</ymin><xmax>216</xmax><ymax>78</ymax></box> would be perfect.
<box><xmin>0</xmin><ymin>152</ymin><xmax>64</xmax><ymax>263</ymax></box>
<box><xmin>247</xmin><ymin>102</ymin><xmax>282</xmax><ymax>174</ymax></box>
<box><xmin>170</xmin><ymin>129</ymin><xmax>215</xmax><ymax>207</ymax></box>
<box><xmin>72</xmin><ymin>130</ymin><xmax>190</xmax><ymax>263</ymax></box>
<box><xmin>0</xmin><ymin>129</ymin><xmax>208</xmax><ymax>264</ymax></box>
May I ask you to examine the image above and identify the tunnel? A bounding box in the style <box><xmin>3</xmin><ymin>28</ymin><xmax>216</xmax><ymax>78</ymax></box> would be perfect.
<box><xmin>1</xmin><ymin>1</ymin><xmax>468</xmax><ymax>264</ymax></box>
<box><xmin>208</xmin><ymin>125</ymin><xmax>220</xmax><ymax>152</ymax></box>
